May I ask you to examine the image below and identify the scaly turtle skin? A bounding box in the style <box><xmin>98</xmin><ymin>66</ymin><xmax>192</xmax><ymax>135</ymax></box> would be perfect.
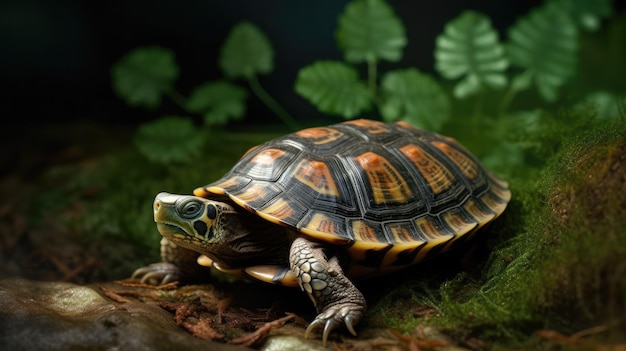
<box><xmin>133</xmin><ymin>119</ymin><xmax>511</xmax><ymax>344</ymax></box>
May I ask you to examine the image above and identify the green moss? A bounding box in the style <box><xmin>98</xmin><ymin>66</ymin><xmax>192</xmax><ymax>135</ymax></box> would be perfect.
<box><xmin>534</xmin><ymin>121</ymin><xmax>626</xmax><ymax>337</ymax></box>
<box><xmin>368</xmin><ymin>119</ymin><xmax>626</xmax><ymax>348</ymax></box>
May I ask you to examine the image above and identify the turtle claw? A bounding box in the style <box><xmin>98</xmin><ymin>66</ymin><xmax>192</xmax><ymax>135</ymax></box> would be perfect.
<box><xmin>305</xmin><ymin>304</ymin><xmax>364</xmax><ymax>345</ymax></box>
<box><xmin>131</xmin><ymin>262</ymin><xmax>181</xmax><ymax>285</ymax></box>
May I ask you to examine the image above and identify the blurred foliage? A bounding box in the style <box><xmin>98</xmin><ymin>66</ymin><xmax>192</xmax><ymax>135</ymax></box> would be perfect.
<box><xmin>435</xmin><ymin>11</ymin><xmax>508</xmax><ymax>99</ymax></box>
<box><xmin>335</xmin><ymin>0</ymin><xmax>407</xmax><ymax>64</ymax></box>
<box><xmin>296</xmin><ymin>0</ymin><xmax>451</xmax><ymax>126</ymax></box>
<box><xmin>219</xmin><ymin>22</ymin><xmax>274</xmax><ymax>79</ymax></box>
<box><xmin>111</xmin><ymin>46</ymin><xmax>179</xmax><ymax>109</ymax></box>
<box><xmin>506</xmin><ymin>1</ymin><xmax>579</xmax><ymax>102</ymax></box>
<box><xmin>186</xmin><ymin>81</ymin><xmax>248</xmax><ymax>126</ymax></box>
<box><xmin>111</xmin><ymin>21</ymin><xmax>294</xmax><ymax>164</ymax></box>
<box><xmin>112</xmin><ymin>0</ymin><xmax>623</xmax><ymax>175</ymax></box>
<box><xmin>295</xmin><ymin>61</ymin><xmax>372</xmax><ymax>118</ymax></box>
<box><xmin>134</xmin><ymin>117</ymin><xmax>206</xmax><ymax>164</ymax></box>
<box><xmin>379</xmin><ymin>69</ymin><xmax>450</xmax><ymax>131</ymax></box>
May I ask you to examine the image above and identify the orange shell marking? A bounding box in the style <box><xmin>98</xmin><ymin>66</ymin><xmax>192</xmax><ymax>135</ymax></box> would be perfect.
<box><xmin>431</xmin><ymin>141</ymin><xmax>478</xmax><ymax>180</ymax></box>
<box><xmin>345</xmin><ymin>119</ymin><xmax>389</xmax><ymax>134</ymax></box>
<box><xmin>415</xmin><ymin>216</ymin><xmax>445</xmax><ymax>240</ymax></box>
<box><xmin>442</xmin><ymin>211</ymin><xmax>477</xmax><ymax>234</ymax></box>
<box><xmin>293</xmin><ymin>159</ymin><xmax>340</xmax><ymax>197</ymax></box>
<box><xmin>259</xmin><ymin>198</ymin><xmax>294</xmax><ymax>223</ymax></box>
<box><xmin>387</xmin><ymin>222</ymin><xmax>416</xmax><ymax>243</ymax></box>
<box><xmin>354</xmin><ymin>152</ymin><xmax>413</xmax><ymax>205</ymax></box>
<box><xmin>351</xmin><ymin>220</ymin><xmax>379</xmax><ymax>242</ymax></box>
<box><xmin>230</xmin><ymin>183</ymin><xmax>268</xmax><ymax>204</ymax></box>
<box><xmin>251</xmin><ymin>148</ymin><xmax>286</xmax><ymax>165</ymax></box>
<box><xmin>295</xmin><ymin>127</ymin><xmax>345</xmax><ymax>145</ymax></box>
<box><xmin>400</xmin><ymin>144</ymin><xmax>455</xmax><ymax>195</ymax></box>
<box><xmin>303</xmin><ymin>213</ymin><xmax>336</xmax><ymax>234</ymax></box>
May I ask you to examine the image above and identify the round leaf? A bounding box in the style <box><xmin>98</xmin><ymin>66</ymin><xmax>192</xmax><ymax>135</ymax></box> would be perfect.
<box><xmin>336</xmin><ymin>0</ymin><xmax>407</xmax><ymax>63</ymax></box>
<box><xmin>435</xmin><ymin>11</ymin><xmax>508</xmax><ymax>98</ymax></box>
<box><xmin>507</xmin><ymin>3</ymin><xmax>579</xmax><ymax>102</ymax></box>
<box><xmin>134</xmin><ymin>116</ymin><xmax>206</xmax><ymax>164</ymax></box>
<box><xmin>380</xmin><ymin>68</ymin><xmax>450</xmax><ymax>131</ymax></box>
<box><xmin>111</xmin><ymin>46</ymin><xmax>179</xmax><ymax>109</ymax></box>
<box><xmin>187</xmin><ymin>81</ymin><xmax>248</xmax><ymax>126</ymax></box>
<box><xmin>219</xmin><ymin>21</ymin><xmax>274</xmax><ymax>79</ymax></box>
<box><xmin>295</xmin><ymin>61</ymin><xmax>371</xmax><ymax>118</ymax></box>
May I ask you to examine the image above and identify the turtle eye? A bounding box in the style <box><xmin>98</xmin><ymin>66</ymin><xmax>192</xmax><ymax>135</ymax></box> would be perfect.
<box><xmin>179</xmin><ymin>199</ymin><xmax>203</xmax><ymax>219</ymax></box>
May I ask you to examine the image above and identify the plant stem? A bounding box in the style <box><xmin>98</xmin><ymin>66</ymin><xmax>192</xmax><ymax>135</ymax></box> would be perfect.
<box><xmin>498</xmin><ymin>85</ymin><xmax>517</xmax><ymax>118</ymax></box>
<box><xmin>367</xmin><ymin>57</ymin><xmax>378</xmax><ymax>101</ymax></box>
<box><xmin>472</xmin><ymin>91</ymin><xmax>485</xmax><ymax>135</ymax></box>
<box><xmin>248</xmin><ymin>74</ymin><xmax>299</xmax><ymax>131</ymax></box>
<box><xmin>165</xmin><ymin>88</ymin><xmax>188</xmax><ymax>110</ymax></box>
<box><xmin>499</xmin><ymin>71</ymin><xmax>531</xmax><ymax>118</ymax></box>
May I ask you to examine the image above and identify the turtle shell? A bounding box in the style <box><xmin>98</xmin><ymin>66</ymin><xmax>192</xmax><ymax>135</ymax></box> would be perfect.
<box><xmin>194</xmin><ymin>119</ymin><xmax>510</xmax><ymax>278</ymax></box>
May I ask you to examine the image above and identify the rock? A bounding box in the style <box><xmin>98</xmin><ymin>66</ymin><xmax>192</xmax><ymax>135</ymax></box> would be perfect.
<box><xmin>261</xmin><ymin>335</ymin><xmax>331</xmax><ymax>351</ymax></box>
<box><xmin>0</xmin><ymin>278</ymin><xmax>250</xmax><ymax>351</ymax></box>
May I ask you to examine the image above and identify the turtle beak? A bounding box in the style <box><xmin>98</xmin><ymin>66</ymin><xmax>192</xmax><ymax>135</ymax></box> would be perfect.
<box><xmin>154</xmin><ymin>192</ymin><xmax>178</xmax><ymax>222</ymax></box>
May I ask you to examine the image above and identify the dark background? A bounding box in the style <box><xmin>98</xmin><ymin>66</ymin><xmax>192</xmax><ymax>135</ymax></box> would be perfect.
<box><xmin>2</xmin><ymin>0</ymin><xmax>569</xmax><ymax>131</ymax></box>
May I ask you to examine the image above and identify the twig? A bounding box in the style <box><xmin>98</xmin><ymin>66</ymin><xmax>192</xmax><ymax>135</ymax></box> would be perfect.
<box><xmin>230</xmin><ymin>313</ymin><xmax>296</xmax><ymax>347</ymax></box>
<box><xmin>99</xmin><ymin>285</ymin><xmax>132</xmax><ymax>303</ymax></box>
<box><xmin>114</xmin><ymin>279</ymin><xmax>179</xmax><ymax>290</ymax></box>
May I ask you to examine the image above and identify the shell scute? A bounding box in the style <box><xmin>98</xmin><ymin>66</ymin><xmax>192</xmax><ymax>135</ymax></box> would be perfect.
<box><xmin>354</xmin><ymin>151</ymin><xmax>414</xmax><ymax>205</ymax></box>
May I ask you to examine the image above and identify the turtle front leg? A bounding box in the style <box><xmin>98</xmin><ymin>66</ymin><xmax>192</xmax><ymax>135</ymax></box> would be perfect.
<box><xmin>132</xmin><ymin>238</ymin><xmax>209</xmax><ymax>285</ymax></box>
<box><xmin>289</xmin><ymin>237</ymin><xmax>366</xmax><ymax>344</ymax></box>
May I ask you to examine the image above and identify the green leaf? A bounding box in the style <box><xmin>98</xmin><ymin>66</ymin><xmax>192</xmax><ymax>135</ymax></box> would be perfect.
<box><xmin>219</xmin><ymin>21</ymin><xmax>274</xmax><ymax>79</ymax></box>
<box><xmin>507</xmin><ymin>3</ymin><xmax>579</xmax><ymax>101</ymax></box>
<box><xmin>134</xmin><ymin>116</ymin><xmax>206</xmax><ymax>164</ymax></box>
<box><xmin>111</xmin><ymin>46</ymin><xmax>179</xmax><ymax>109</ymax></box>
<box><xmin>548</xmin><ymin>0</ymin><xmax>613</xmax><ymax>32</ymax></box>
<box><xmin>336</xmin><ymin>0</ymin><xmax>407</xmax><ymax>63</ymax></box>
<box><xmin>187</xmin><ymin>81</ymin><xmax>248</xmax><ymax>126</ymax></box>
<box><xmin>295</xmin><ymin>61</ymin><xmax>371</xmax><ymax>118</ymax></box>
<box><xmin>575</xmin><ymin>91</ymin><xmax>624</xmax><ymax>120</ymax></box>
<box><xmin>380</xmin><ymin>69</ymin><xmax>450</xmax><ymax>131</ymax></box>
<box><xmin>435</xmin><ymin>11</ymin><xmax>508</xmax><ymax>99</ymax></box>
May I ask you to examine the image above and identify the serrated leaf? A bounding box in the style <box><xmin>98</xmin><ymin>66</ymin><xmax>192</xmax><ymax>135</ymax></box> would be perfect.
<box><xmin>336</xmin><ymin>0</ymin><xmax>407</xmax><ymax>63</ymax></box>
<box><xmin>134</xmin><ymin>116</ymin><xmax>206</xmax><ymax>164</ymax></box>
<box><xmin>111</xmin><ymin>46</ymin><xmax>179</xmax><ymax>109</ymax></box>
<box><xmin>435</xmin><ymin>11</ymin><xmax>508</xmax><ymax>99</ymax></box>
<box><xmin>219</xmin><ymin>21</ymin><xmax>274</xmax><ymax>79</ymax></box>
<box><xmin>295</xmin><ymin>61</ymin><xmax>371</xmax><ymax>118</ymax></box>
<box><xmin>548</xmin><ymin>0</ymin><xmax>613</xmax><ymax>32</ymax></box>
<box><xmin>187</xmin><ymin>81</ymin><xmax>248</xmax><ymax>126</ymax></box>
<box><xmin>507</xmin><ymin>3</ymin><xmax>579</xmax><ymax>102</ymax></box>
<box><xmin>380</xmin><ymin>68</ymin><xmax>450</xmax><ymax>131</ymax></box>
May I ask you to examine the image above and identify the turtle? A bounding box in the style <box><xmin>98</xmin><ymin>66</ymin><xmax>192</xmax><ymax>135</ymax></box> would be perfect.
<box><xmin>132</xmin><ymin>119</ymin><xmax>511</xmax><ymax>344</ymax></box>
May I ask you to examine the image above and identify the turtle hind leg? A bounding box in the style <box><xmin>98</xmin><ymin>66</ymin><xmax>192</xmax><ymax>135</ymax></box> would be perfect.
<box><xmin>289</xmin><ymin>237</ymin><xmax>367</xmax><ymax>345</ymax></box>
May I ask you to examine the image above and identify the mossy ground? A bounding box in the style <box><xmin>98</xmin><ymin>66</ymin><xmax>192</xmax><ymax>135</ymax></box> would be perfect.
<box><xmin>367</xmin><ymin>119</ymin><xmax>626</xmax><ymax>349</ymax></box>
<box><xmin>2</xmin><ymin>117</ymin><xmax>625</xmax><ymax>349</ymax></box>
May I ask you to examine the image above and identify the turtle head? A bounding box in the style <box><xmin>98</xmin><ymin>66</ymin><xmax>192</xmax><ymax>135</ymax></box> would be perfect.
<box><xmin>153</xmin><ymin>192</ymin><xmax>291</xmax><ymax>268</ymax></box>
<box><xmin>153</xmin><ymin>192</ymin><xmax>235</xmax><ymax>253</ymax></box>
